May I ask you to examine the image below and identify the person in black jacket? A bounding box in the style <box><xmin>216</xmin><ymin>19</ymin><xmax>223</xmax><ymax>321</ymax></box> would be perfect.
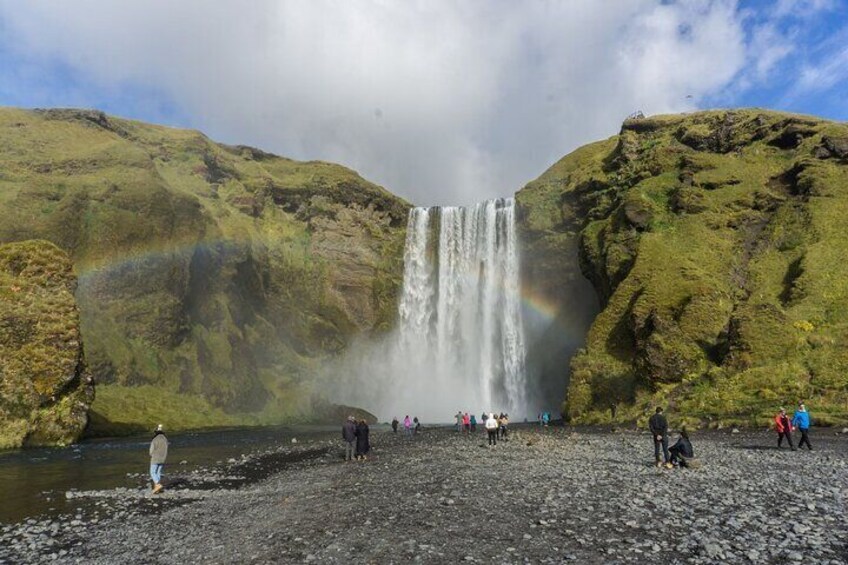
<box><xmin>342</xmin><ymin>416</ymin><xmax>357</xmax><ymax>462</ymax></box>
<box><xmin>669</xmin><ymin>428</ymin><xmax>694</xmax><ymax>467</ymax></box>
<box><xmin>355</xmin><ymin>419</ymin><xmax>370</xmax><ymax>461</ymax></box>
<box><xmin>649</xmin><ymin>407</ymin><xmax>671</xmax><ymax>468</ymax></box>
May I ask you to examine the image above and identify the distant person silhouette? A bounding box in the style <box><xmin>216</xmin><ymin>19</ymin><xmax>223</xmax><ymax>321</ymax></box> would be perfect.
<box><xmin>485</xmin><ymin>413</ymin><xmax>499</xmax><ymax>446</ymax></box>
<box><xmin>499</xmin><ymin>413</ymin><xmax>509</xmax><ymax>441</ymax></box>
<box><xmin>649</xmin><ymin>407</ymin><xmax>671</xmax><ymax>468</ymax></box>
<box><xmin>342</xmin><ymin>416</ymin><xmax>357</xmax><ymax>462</ymax></box>
<box><xmin>391</xmin><ymin>417</ymin><xmax>399</xmax><ymax>434</ymax></box>
<box><xmin>149</xmin><ymin>424</ymin><xmax>168</xmax><ymax>493</ymax></box>
<box><xmin>774</xmin><ymin>408</ymin><xmax>795</xmax><ymax>450</ymax></box>
<box><xmin>355</xmin><ymin>419</ymin><xmax>370</xmax><ymax>461</ymax></box>
<box><xmin>793</xmin><ymin>403</ymin><xmax>812</xmax><ymax>450</ymax></box>
<box><xmin>403</xmin><ymin>415</ymin><xmax>413</xmax><ymax>437</ymax></box>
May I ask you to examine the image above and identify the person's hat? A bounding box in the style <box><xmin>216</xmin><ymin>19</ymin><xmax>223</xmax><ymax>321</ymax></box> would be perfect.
<box><xmin>779</xmin><ymin>407</ymin><xmax>786</xmax><ymax>412</ymax></box>
<box><xmin>156</xmin><ymin>424</ymin><xmax>164</xmax><ymax>431</ymax></box>
<box><xmin>347</xmin><ymin>415</ymin><xmax>355</xmax><ymax>421</ymax></box>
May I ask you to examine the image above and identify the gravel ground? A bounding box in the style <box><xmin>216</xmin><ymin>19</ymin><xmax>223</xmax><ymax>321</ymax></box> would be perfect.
<box><xmin>1</xmin><ymin>425</ymin><xmax>846</xmax><ymax>564</ymax></box>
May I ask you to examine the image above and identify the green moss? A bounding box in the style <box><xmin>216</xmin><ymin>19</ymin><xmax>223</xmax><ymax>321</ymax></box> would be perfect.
<box><xmin>0</xmin><ymin>106</ymin><xmax>410</xmax><ymax>434</ymax></box>
<box><xmin>520</xmin><ymin>109</ymin><xmax>848</xmax><ymax>425</ymax></box>
<box><xmin>0</xmin><ymin>240</ymin><xmax>93</xmax><ymax>447</ymax></box>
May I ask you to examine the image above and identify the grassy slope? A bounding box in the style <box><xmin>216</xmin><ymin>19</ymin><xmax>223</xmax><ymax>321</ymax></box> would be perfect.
<box><xmin>517</xmin><ymin>109</ymin><xmax>848</xmax><ymax>427</ymax></box>
<box><xmin>0</xmin><ymin>107</ymin><xmax>409</xmax><ymax>433</ymax></box>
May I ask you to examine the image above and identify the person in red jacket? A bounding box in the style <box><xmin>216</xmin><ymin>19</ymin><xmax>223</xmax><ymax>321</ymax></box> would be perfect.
<box><xmin>774</xmin><ymin>407</ymin><xmax>796</xmax><ymax>451</ymax></box>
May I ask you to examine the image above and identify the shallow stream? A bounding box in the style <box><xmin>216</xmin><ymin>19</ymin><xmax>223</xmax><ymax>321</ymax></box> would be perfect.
<box><xmin>0</xmin><ymin>425</ymin><xmax>336</xmax><ymax>524</ymax></box>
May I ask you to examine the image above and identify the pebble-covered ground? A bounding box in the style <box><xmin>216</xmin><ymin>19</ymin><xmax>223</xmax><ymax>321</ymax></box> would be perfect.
<box><xmin>1</xmin><ymin>425</ymin><xmax>846</xmax><ymax>564</ymax></box>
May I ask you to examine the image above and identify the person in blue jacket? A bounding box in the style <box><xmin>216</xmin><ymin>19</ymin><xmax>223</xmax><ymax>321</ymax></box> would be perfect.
<box><xmin>792</xmin><ymin>403</ymin><xmax>812</xmax><ymax>450</ymax></box>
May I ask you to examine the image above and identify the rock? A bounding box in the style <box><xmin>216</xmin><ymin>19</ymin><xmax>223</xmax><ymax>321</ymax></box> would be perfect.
<box><xmin>703</xmin><ymin>541</ymin><xmax>723</xmax><ymax>558</ymax></box>
<box><xmin>0</xmin><ymin>241</ymin><xmax>93</xmax><ymax>448</ymax></box>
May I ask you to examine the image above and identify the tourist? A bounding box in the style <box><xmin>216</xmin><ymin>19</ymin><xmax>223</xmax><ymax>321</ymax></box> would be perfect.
<box><xmin>792</xmin><ymin>403</ymin><xmax>813</xmax><ymax>450</ymax></box>
<box><xmin>462</xmin><ymin>412</ymin><xmax>471</xmax><ymax>434</ymax></box>
<box><xmin>649</xmin><ymin>407</ymin><xmax>671</xmax><ymax>468</ymax></box>
<box><xmin>413</xmin><ymin>416</ymin><xmax>420</xmax><ymax>434</ymax></box>
<box><xmin>470</xmin><ymin>414</ymin><xmax>477</xmax><ymax>432</ymax></box>
<box><xmin>391</xmin><ymin>417</ymin><xmax>399</xmax><ymax>434</ymax></box>
<box><xmin>355</xmin><ymin>419</ymin><xmax>370</xmax><ymax>461</ymax></box>
<box><xmin>403</xmin><ymin>415</ymin><xmax>413</xmax><ymax>437</ymax></box>
<box><xmin>149</xmin><ymin>424</ymin><xmax>168</xmax><ymax>494</ymax></box>
<box><xmin>485</xmin><ymin>413</ymin><xmax>499</xmax><ymax>446</ymax></box>
<box><xmin>500</xmin><ymin>413</ymin><xmax>509</xmax><ymax>441</ymax></box>
<box><xmin>541</xmin><ymin>411</ymin><xmax>550</xmax><ymax>428</ymax></box>
<box><xmin>669</xmin><ymin>428</ymin><xmax>694</xmax><ymax>467</ymax></box>
<box><xmin>774</xmin><ymin>407</ymin><xmax>795</xmax><ymax>450</ymax></box>
<box><xmin>455</xmin><ymin>411</ymin><xmax>463</xmax><ymax>432</ymax></box>
<box><xmin>342</xmin><ymin>416</ymin><xmax>357</xmax><ymax>462</ymax></box>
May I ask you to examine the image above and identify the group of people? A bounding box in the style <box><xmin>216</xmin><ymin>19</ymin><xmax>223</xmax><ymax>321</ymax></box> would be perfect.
<box><xmin>649</xmin><ymin>407</ymin><xmax>694</xmax><ymax>468</ymax></box>
<box><xmin>451</xmin><ymin>411</ymin><xmax>510</xmax><ymax>444</ymax></box>
<box><xmin>391</xmin><ymin>415</ymin><xmax>420</xmax><ymax>436</ymax></box>
<box><xmin>484</xmin><ymin>412</ymin><xmax>509</xmax><ymax>445</ymax></box>
<box><xmin>144</xmin><ymin>401</ymin><xmax>819</xmax><ymax>491</ymax></box>
<box><xmin>773</xmin><ymin>403</ymin><xmax>814</xmax><ymax>451</ymax></box>
<box><xmin>342</xmin><ymin>416</ymin><xmax>371</xmax><ymax>461</ymax></box>
<box><xmin>649</xmin><ymin>402</ymin><xmax>815</xmax><ymax>469</ymax></box>
<box><xmin>454</xmin><ymin>411</ymin><xmax>478</xmax><ymax>433</ymax></box>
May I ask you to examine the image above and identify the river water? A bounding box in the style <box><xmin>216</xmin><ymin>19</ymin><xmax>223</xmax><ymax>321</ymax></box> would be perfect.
<box><xmin>0</xmin><ymin>425</ymin><xmax>336</xmax><ymax>524</ymax></box>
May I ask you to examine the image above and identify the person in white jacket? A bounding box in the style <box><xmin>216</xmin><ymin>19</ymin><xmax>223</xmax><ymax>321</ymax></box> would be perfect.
<box><xmin>485</xmin><ymin>413</ymin><xmax>499</xmax><ymax>446</ymax></box>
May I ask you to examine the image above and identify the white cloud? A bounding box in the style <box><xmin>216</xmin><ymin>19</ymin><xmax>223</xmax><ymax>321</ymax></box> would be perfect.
<box><xmin>0</xmin><ymin>0</ymin><xmax>791</xmax><ymax>205</ymax></box>
<box><xmin>796</xmin><ymin>44</ymin><xmax>848</xmax><ymax>92</ymax></box>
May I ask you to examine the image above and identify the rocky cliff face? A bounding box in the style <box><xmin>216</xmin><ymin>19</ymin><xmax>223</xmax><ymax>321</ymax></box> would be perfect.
<box><xmin>0</xmin><ymin>240</ymin><xmax>93</xmax><ymax>448</ymax></box>
<box><xmin>517</xmin><ymin>109</ymin><xmax>848</xmax><ymax>426</ymax></box>
<box><xmin>0</xmin><ymin>107</ymin><xmax>409</xmax><ymax>432</ymax></box>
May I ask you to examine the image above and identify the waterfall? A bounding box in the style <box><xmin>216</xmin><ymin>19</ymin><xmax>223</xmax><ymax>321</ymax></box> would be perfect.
<box><xmin>397</xmin><ymin>198</ymin><xmax>527</xmax><ymax>416</ymax></box>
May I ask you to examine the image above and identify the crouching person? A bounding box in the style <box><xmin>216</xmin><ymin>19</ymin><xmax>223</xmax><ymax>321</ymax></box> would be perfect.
<box><xmin>669</xmin><ymin>429</ymin><xmax>694</xmax><ymax>468</ymax></box>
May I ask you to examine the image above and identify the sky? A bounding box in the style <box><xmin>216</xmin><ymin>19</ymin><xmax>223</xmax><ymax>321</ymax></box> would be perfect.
<box><xmin>0</xmin><ymin>0</ymin><xmax>846</xmax><ymax>206</ymax></box>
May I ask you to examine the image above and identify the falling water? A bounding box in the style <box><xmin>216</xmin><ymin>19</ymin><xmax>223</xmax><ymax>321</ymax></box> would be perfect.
<box><xmin>396</xmin><ymin>198</ymin><xmax>527</xmax><ymax>415</ymax></box>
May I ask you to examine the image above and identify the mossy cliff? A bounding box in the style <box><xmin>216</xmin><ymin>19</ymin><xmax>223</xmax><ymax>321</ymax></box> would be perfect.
<box><xmin>0</xmin><ymin>240</ymin><xmax>93</xmax><ymax>448</ymax></box>
<box><xmin>0</xmin><ymin>107</ymin><xmax>409</xmax><ymax>433</ymax></box>
<box><xmin>517</xmin><ymin>109</ymin><xmax>848</xmax><ymax>426</ymax></box>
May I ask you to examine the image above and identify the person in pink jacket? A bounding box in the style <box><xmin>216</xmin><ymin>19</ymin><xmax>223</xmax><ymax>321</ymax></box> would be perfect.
<box><xmin>403</xmin><ymin>415</ymin><xmax>413</xmax><ymax>437</ymax></box>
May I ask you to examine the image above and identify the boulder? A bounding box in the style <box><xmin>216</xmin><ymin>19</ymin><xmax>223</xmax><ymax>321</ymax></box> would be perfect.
<box><xmin>0</xmin><ymin>240</ymin><xmax>93</xmax><ymax>448</ymax></box>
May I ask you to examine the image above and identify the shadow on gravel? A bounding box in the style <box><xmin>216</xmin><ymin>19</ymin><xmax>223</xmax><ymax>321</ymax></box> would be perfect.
<box><xmin>171</xmin><ymin>446</ymin><xmax>331</xmax><ymax>492</ymax></box>
<box><xmin>728</xmin><ymin>445</ymin><xmax>785</xmax><ymax>451</ymax></box>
